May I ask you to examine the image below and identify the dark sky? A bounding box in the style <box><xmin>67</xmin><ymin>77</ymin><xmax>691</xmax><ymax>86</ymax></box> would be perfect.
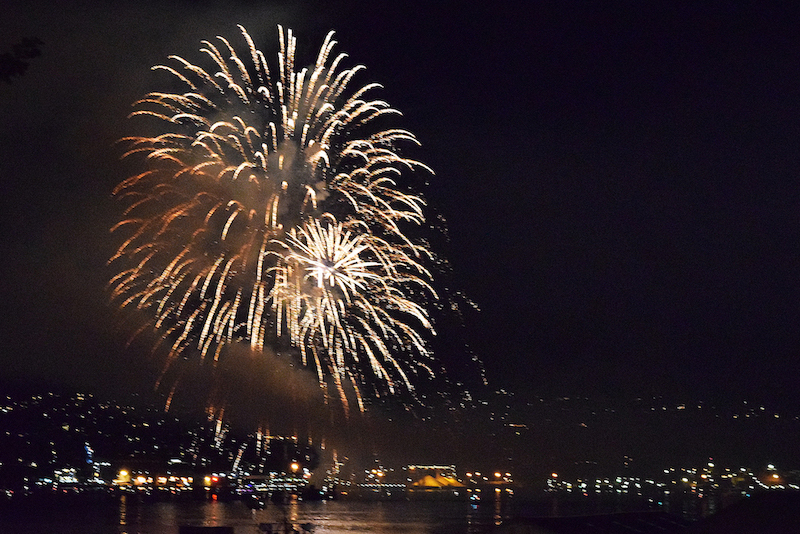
<box><xmin>2</xmin><ymin>0</ymin><xmax>800</xmax><ymax>414</ymax></box>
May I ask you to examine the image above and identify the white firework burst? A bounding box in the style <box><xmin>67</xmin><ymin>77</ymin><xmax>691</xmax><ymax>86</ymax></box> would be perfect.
<box><xmin>110</xmin><ymin>25</ymin><xmax>437</xmax><ymax>410</ymax></box>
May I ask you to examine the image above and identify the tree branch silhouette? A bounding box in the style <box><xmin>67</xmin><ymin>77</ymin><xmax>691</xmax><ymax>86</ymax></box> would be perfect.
<box><xmin>0</xmin><ymin>37</ymin><xmax>43</xmax><ymax>84</ymax></box>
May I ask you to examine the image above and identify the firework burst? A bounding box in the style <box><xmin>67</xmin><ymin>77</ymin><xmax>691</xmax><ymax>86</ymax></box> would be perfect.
<box><xmin>110</xmin><ymin>25</ymin><xmax>436</xmax><ymax>412</ymax></box>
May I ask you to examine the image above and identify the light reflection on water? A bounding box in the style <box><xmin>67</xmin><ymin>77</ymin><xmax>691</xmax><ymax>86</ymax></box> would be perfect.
<box><xmin>0</xmin><ymin>494</ymin><xmax>512</xmax><ymax>534</ymax></box>
<box><xmin>120</xmin><ymin>496</ymin><xmax>508</xmax><ymax>534</ymax></box>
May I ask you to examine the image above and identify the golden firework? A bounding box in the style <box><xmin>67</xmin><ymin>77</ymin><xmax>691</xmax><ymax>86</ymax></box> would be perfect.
<box><xmin>110</xmin><ymin>25</ymin><xmax>436</xmax><ymax>411</ymax></box>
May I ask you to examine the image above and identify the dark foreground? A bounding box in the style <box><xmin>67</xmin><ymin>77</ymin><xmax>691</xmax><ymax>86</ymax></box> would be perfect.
<box><xmin>500</xmin><ymin>491</ymin><xmax>800</xmax><ymax>533</ymax></box>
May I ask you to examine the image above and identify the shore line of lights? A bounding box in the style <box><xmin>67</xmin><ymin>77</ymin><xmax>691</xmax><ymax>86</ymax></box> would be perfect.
<box><xmin>546</xmin><ymin>462</ymin><xmax>800</xmax><ymax>503</ymax></box>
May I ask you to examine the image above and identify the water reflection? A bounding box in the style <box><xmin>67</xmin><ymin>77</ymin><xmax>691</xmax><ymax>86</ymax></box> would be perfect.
<box><xmin>125</xmin><ymin>498</ymin><xmax>513</xmax><ymax>534</ymax></box>
<box><xmin>493</xmin><ymin>489</ymin><xmax>503</xmax><ymax>526</ymax></box>
<box><xmin>0</xmin><ymin>494</ymin><xmax>514</xmax><ymax>534</ymax></box>
<box><xmin>119</xmin><ymin>494</ymin><xmax>127</xmax><ymax>533</ymax></box>
<box><xmin>541</xmin><ymin>488</ymin><xmax>725</xmax><ymax>522</ymax></box>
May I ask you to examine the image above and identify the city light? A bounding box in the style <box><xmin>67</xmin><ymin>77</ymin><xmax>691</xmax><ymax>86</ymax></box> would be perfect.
<box><xmin>2</xmin><ymin>387</ymin><xmax>799</xmax><ymax>515</ymax></box>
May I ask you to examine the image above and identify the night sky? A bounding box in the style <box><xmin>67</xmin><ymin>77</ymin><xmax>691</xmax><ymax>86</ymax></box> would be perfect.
<box><xmin>2</xmin><ymin>0</ymin><xmax>800</xmax><ymax>425</ymax></box>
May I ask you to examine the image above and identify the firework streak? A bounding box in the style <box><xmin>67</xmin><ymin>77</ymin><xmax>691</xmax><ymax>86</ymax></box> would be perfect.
<box><xmin>109</xmin><ymin>26</ymin><xmax>437</xmax><ymax>412</ymax></box>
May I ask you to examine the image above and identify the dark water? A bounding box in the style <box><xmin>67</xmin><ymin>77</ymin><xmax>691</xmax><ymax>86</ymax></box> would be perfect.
<box><xmin>1</xmin><ymin>489</ymin><xmax>744</xmax><ymax>533</ymax></box>
<box><xmin>0</xmin><ymin>495</ymin><xmax>514</xmax><ymax>534</ymax></box>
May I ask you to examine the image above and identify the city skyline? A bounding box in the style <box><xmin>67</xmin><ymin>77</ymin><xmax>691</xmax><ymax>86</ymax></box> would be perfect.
<box><xmin>3</xmin><ymin>0</ymin><xmax>800</xmax><ymax>463</ymax></box>
<box><xmin>3</xmin><ymin>385</ymin><xmax>799</xmax><ymax>489</ymax></box>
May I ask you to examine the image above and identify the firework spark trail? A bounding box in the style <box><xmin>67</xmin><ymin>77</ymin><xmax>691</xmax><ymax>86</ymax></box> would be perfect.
<box><xmin>110</xmin><ymin>25</ymin><xmax>437</xmax><ymax>411</ymax></box>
